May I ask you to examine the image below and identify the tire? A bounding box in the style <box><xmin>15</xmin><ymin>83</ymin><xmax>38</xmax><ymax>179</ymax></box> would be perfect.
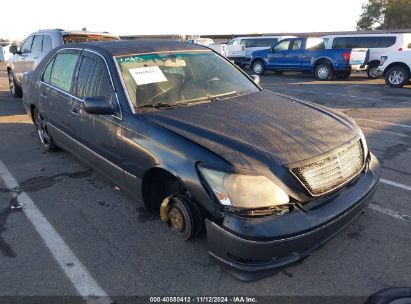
<box><xmin>251</xmin><ymin>60</ymin><xmax>265</xmax><ymax>75</ymax></box>
<box><xmin>384</xmin><ymin>65</ymin><xmax>410</xmax><ymax>88</ymax></box>
<box><xmin>315</xmin><ymin>63</ymin><xmax>333</xmax><ymax>80</ymax></box>
<box><xmin>367</xmin><ymin>63</ymin><xmax>379</xmax><ymax>79</ymax></box>
<box><xmin>8</xmin><ymin>70</ymin><xmax>23</xmax><ymax>98</ymax></box>
<box><xmin>33</xmin><ymin>108</ymin><xmax>57</xmax><ymax>152</ymax></box>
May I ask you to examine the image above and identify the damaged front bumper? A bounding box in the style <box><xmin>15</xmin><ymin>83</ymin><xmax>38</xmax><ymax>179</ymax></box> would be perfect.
<box><xmin>206</xmin><ymin>153</ymin><xmax>380</xmax><ymax>281</ymax></box>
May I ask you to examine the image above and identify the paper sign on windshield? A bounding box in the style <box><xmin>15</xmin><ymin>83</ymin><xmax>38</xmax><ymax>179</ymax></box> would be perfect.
<box><xmin>129</xmin><ymin>66</ymin><xmax>167</xmax><ymax>85</ymax></box>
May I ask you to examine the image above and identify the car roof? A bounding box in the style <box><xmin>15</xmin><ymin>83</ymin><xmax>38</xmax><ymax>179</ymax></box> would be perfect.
<box><xmin>65</xmin><ymin>40</ymin><xmax>209</xmax><ymax>56</ymax></box>
<box><xmin>322</xmin><ymin>34</ymin><xmax>400</xmax><ymax>38</ymax></box>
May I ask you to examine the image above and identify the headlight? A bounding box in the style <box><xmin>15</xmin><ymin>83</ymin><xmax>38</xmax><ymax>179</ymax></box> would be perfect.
<box><xmin>199</xmin><ymin>166</ymin><xmax>289</xmax><ymax>209</ymax></box>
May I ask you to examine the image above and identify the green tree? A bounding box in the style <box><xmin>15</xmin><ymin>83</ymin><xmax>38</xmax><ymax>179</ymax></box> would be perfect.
<box><xmin>357</xmin><ymin>0</ymin><xmax>411</xmax><ymax>30</ymax></box>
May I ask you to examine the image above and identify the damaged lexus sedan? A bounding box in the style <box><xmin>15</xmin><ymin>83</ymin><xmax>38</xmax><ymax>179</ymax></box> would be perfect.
<box><xmin>22</xmin><ymin>40</ymin><xmax>380</xmax><ymax>281</ymax></box>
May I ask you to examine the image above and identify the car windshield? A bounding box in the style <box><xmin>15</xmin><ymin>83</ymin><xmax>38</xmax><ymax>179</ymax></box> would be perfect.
<box><xmin>115</xmin><ymin>51</ymin><xmax>259</xmax><ymax>109</ymax></box>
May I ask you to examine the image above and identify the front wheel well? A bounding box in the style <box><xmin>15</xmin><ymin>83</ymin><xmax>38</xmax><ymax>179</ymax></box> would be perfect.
<box><xmin>141</xmin><ymin>168</ymin><xmax>184</xmax><ymax>213</ymax></box>
<box><xmin>251</xmin><ymin>58</ymin><xmax>264</xmax><ymax>66</ymax></box>
<box><xmin>383</xmin><ymin>62</ymin><xmax>411</xmax><ymax>76</ymax></box>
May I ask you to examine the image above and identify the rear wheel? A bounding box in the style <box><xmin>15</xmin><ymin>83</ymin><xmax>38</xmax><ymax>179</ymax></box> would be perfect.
<box><xmin>34</xmin><ymin>108</ymin><xmax>57</xmax><ymax>152</ymax></box>
<box><xmin>315</xmin><ymin>64</ymin><xmax>333</xmax><ymax>80</ymax></box>
<box><xmin>367</xmin><ymin>63</ymin><xmax>379</xmax><ymax>79</ymax></box>
<box><xmin>8</xmin><ymin>70</ymin><xmax>22</xmax><ymax>98</ymax></box>
<box><xmin>384</xmin><ymin>65</ymin><xmax>410</xmax><ymax>88</ymax></box>
<box><xmin>251</xmin><ymin>60</ymin><xmax>265</xmax><ymax>75</ymax></box>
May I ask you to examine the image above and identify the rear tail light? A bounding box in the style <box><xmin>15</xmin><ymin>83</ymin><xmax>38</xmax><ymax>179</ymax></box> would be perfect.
<box><xmin>342</xmin><ymin>52</ymin><xmax>350</xmax><ymax>63</ymax></box>
<box><xmin>398</xmin><ymin>48</ymin><xmax>403</xmax><ymax>51</ymax></box>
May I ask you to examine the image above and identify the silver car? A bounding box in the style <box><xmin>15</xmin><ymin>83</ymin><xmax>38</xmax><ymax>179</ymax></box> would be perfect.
<box><xmin>7</xmin><ymin>29</ymin><xmax>119</xmax><ymax>97</ymax></box>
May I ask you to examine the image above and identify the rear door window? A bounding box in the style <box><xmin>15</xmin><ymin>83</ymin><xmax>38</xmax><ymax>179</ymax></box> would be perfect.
<box><xmin>31</xmin><ymin>35</ymin><xmax>43</xmax><ymax>53</ymax></box>
<box><xmin>75</xmin><ymin>52</ymin><xmax>115</xmax><ymax>103</ymax></box>
<box><xmin>42</xmin><ymin>35</ymin><xmax>53</xmax><ymax>52</ymax></box>
<box><xmin>49</xmin><ymin>52</ymin><xmax>80</xmax><ymax>92</ymax></box>
<box><xmin>20</xmin><ymin>36</ymin><xmax>34</xmax><ymax>53</ymax></box>
<box><xmin>42</xmin><ymin>57</ymin><xmax>55</xmax><ymax>83</ymax></box>
<box><xmin>291</xmin><ymin>39</ymin><xmax>303</xmax><ymax>50</ymax></box>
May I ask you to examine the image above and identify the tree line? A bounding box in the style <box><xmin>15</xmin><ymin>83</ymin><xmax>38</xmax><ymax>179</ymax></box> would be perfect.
<box><xmin>357</xmin><ymin>0</ymin><xmax>411</xmax><ymax>30</ymax></box>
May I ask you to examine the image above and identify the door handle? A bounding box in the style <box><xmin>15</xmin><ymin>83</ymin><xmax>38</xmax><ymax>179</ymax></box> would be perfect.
<box><xmin>70</xmin><ymin>108</ymin><xmax>80</xmax><ymax>117</ymax></box>
<box><xmin>40</xmin><ymin>92</ymin><xmax>47</xmax><ymax>99</ymax></box>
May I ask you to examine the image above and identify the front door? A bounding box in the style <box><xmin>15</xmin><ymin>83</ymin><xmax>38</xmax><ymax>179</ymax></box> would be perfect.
<box><xmin>11</xmin><ymin>36</ymin><xmax>34</xmax><ymax>85</ymax></box>
<box><xmin>267</xmin><ymin>39</ymin><xmax>292</xmax><ymax>69</ymax></box>
<box><xmin>72</xmin><ymin>50</ymin><xmax>123</xmax><ymax>182</ymax></box>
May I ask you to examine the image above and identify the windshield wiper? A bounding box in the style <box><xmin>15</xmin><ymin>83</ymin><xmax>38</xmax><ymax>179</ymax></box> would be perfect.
<box><xmin>139</xmin><ymin>103</ymin><xmax>183</xmax><ymax>109</ymax></box>
<box><xmin>185</xmin><ymin>91</ymin><xmax>238</xmax><ymax>105</ymax></box>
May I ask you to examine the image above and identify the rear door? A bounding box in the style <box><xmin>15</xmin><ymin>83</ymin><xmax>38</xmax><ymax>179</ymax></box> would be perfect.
<box><xmin>287</xmin><ymin>39</ymin><xmax>304</xmax><ymax>69</ymax></box>
<box><xmin>42</xmin><ymin>49</ymin><xmax>81</xmax><ymax>139</ymax></box>
<box><xmin>72</xmin><ymin>50</ymin><xmax>123</xmax><ymax>179</ymax></box>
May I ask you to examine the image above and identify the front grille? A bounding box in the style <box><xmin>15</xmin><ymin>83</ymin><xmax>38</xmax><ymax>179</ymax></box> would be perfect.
<box><xmin>291</xmin><ymin>140</ymin><xmax>364</xmax><ymax>196</ymax></box>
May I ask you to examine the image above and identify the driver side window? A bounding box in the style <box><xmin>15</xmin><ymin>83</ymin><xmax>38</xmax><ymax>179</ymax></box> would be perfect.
<box><xmin>20</xmin><ymin>36</ymin><xmax>34</xmax><ymax>54</ymax></box>
<box><xmin>274</xmin><ymin>40</ymin><xmax>291</xmax><ymax>52</ymax></box>
<box><xmin>75</xmin><ymin>53</ymin><xmax>115</xmax><ymax>105</ymax></box>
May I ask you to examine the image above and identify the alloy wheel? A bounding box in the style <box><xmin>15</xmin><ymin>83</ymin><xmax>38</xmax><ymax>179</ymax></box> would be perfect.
<box><xmin>388</xmin><ymin>70</ymin><xmax>405</xmax><ymax>85</ymax></box>
<box><xmin>35</xmin><ymin>111</ymin><xmax>51</xmax><ymax>148</ymax></box>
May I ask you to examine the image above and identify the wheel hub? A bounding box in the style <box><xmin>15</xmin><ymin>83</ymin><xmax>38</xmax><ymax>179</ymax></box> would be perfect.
<box><xmin>254</xmin><ymin>64</ymin><xmax>262</xmax><ymax>73</ymax></box>
<box><xmin>389</xmin><ymin>70</ymin><xmax>404</xmax><ymax>85</ymax></box>
<box><xmin>318</xmin><ymin>67</ymin><xmax>328</xmax><ymax>78</ymax></box>
<box><xmin>169</xmin><ymin>207</ymin><xmax>185</xmax><ymax>232</ymax></box>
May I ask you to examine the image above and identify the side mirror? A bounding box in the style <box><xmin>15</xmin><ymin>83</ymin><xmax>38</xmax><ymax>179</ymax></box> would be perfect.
<box><xmin>82</xmin><ymin>96</ymin><xmax>115</xmax><ymax>115</ymax></box>
<box><xmin>251</xmin><ymin>74</ymin><xmax>261</xmax><ymax>85</ymax></box>
<box><xmin>9</xmin><ymin>45</ymin><xmax>18</xmax><ymax>54</ymax></box>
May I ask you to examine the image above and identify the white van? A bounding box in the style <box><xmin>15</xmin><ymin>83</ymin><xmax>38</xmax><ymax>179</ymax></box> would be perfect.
<box><xmin>322</xmin><ymin>33</ymin><xmax>411</xmax><ymax>78</ymax></box>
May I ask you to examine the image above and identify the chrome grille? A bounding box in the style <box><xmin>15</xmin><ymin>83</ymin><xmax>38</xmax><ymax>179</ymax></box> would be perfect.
<box><xmin>291</xmin><ymin>140</ymin><xmax>364</xmax><ymax>196</ymax></box>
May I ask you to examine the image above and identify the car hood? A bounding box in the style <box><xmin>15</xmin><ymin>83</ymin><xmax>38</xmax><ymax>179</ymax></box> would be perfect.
<box><xmin>143</xmin><ymin>90</ymin><xmax>359</xmax><ymax>171</ymax></box>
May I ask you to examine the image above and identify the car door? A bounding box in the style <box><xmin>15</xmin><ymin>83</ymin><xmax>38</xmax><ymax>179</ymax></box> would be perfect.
<box><xmin>72</xmin><ymin>50</ymin><xmax>123</xmax><ymax>182</ymax></box>
<box><xmin>41</xmin><ymin>49</ymin><xmax>81</xmax><ymax>141</ymax></box>
<box><xmin>267</xmin><ymin>39</ymin><xmax>292</xmax><ymax>69</ymax></box>
<box><xmin>287</xmin><ymin>39</ymin><xmax>304</xmax><ymax>69</ymax></box>
<box><xmin>11</xmin><ymin>36</ymin><xmax>34</xmax><ymax>85</ymax></box>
